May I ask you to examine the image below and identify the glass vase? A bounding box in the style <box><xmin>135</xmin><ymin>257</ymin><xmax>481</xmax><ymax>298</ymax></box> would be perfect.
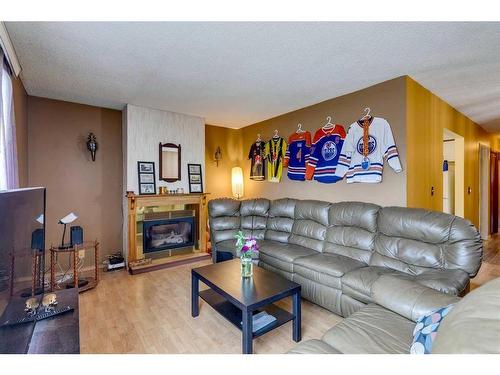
<box><xmin>240</xmin><ymin>255</ymin><xmax>253</xmax><ymax>278</ymax></box>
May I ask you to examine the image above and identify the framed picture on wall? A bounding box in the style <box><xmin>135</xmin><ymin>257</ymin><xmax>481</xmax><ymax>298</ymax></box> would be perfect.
<box><xmin>187</xmin><ymin>163</ymin><xmax>203</xmax><ymax>194</ymax></box>
<box><xmin>137</xmin><ymin>161</ymin><xmax>156</xmax><ymax>195</ymax></box>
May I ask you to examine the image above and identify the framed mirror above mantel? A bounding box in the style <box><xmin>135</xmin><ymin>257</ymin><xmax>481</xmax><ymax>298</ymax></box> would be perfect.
<box><xmin>159</xmin><ymin>143</ymin><xmax>181</xmax><ymax>182</ymax></box>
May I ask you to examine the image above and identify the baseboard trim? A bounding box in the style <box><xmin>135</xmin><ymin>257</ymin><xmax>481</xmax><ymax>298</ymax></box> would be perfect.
<box><xmin>128</xmin><ymin>253</ymin><xmax>211</xmax><ymax>275</ymax></box>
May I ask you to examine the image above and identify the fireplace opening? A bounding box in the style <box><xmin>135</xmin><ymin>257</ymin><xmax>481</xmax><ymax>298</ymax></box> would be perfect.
<box><xmin>142</xmin><ymin>211</ymin><xmax>195</xmax><ymax>254</ymax></box>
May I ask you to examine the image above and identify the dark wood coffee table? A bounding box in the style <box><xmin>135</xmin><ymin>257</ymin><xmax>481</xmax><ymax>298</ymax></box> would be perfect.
<box><xmin>191</xmin><ymin>259</ymin><xmax>301</xmax><ymax>354</ymax></box>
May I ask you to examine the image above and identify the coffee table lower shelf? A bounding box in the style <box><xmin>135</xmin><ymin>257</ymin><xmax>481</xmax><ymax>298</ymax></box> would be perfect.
<box><xmin>199</xmin><ymin>289</ymin><xmax>294</xmax><ymax>339</ymax></box>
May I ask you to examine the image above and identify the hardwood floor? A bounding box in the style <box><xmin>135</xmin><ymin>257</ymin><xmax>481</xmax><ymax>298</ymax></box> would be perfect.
<box><xmin>79</xmin><ymin>260</ymin><xmax>342</xmax><ymax>354</ymax></box>
<box><xmin>471</xmin><ymin>233</ymin><xmax>500</xmax><ymax>290</ymax></box>
<box><xmin>79</xmin><ymin>235</ymin><xmax>500</xmax><ymax>354</ymax></box>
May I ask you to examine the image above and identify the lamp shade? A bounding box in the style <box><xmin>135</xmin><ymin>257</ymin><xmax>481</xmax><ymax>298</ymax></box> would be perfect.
<box><xmin>231</xmin><ymin>167</ymin><xmax>244</xmax><ymax>199</ymax></box>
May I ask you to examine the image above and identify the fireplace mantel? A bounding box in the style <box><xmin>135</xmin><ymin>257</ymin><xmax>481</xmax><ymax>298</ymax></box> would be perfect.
<box><xmin>126</xmin><ymin>192</ymin><xmax>209</xmax><ymax>264</ymax></box>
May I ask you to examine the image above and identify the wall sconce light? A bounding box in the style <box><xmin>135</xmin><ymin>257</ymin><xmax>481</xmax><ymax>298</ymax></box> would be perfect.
<box><xmin>231</xmin><ymin>167</ymin><xmax>244</xmax><ymax>199</ymax></box>
<box><xmin>214</xmin><ymin>146</ymin><xmax>222</xmax><ymax>167</ymax></box>
<box><xmin>87</xmin><ymin>133</ymin><xmax>98</xmax><ymax>161</ymax></box>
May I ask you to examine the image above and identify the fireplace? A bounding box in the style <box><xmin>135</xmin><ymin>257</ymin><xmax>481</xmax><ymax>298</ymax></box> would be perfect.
<box><xmin>142</xmin><ymin>211</ymin><xmax>195</xmax><ymax>254</ymax></box>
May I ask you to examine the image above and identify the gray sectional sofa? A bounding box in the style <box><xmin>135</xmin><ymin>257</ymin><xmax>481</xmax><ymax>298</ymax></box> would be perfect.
<box><xmin>208</xmin><ymin>198</ymin><xmax>483</xmax><ymax>318</ymax></box>
<box><xmin>288</xmin><ymin>275</ymin><xmax>500</xmax><ymax>354</ymax></box>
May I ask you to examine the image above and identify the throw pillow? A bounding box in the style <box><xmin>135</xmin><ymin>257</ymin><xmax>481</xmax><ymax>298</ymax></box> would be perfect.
<box><xmin>410</xmin><ymin>304</ymin><xmax>455</xmax><ymax>354</ymax></box>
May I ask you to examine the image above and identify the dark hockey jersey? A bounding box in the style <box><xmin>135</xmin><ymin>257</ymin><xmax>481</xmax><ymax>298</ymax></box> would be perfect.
<box><xmin>305</xmin><ymin>125</ymin><xmax>346</xmax><ymax>183</ymax></box>
<box><xmin>248</xmin><ymin>141</ymin><xmax>266</xmax><ymax>181</ymax></box>
<box><xmin>284</xmin><ymin>131</ymin><xmax>311</xmax><ymax>181</ymax></box>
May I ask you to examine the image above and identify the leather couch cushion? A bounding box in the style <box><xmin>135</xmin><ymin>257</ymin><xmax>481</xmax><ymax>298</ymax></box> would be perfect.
<box><xmin>372</xmin><ymin>275</ymin><xmax>461</xmax><ymax>322</ymax></box>
<box><xmin>259</xmin><ymin>240</ymin><xmax>316</xmax><ymax>273</ymax></box>
<box><xmin>324</xmin><ymin>226</ymin><xmax>375</xmax><ymax>264</ymax></box>
<box><xmin>294</xmin><ymin>200</ymin><xmax>330</xmax><ymax>226</ymax></box>
<box><xmin>433</xmin><ymin>277</ymin><xmax>500</xmax><ymax>353</ymax></box>
<box><xmin>240</xmin><ymin>199</ymin><xmax>269</xmax><ymax>240</ymax></box>
<box><xmin>259</xmin><ymin>240</ymin><xmax>316</xmax><ymax>262</ymax></box>
<box><xmin>287</xmin><ymin>339</ymin><xmax>341</xmax><ymax>354</ymax></box>
<box><xmin>444</xmin><ymin>217</ymin><xmax>482</xmax><ymax>276</ymax></box>
<box><xmin>294</xmin><ymin>265</ymin><xmax>342</xmax><ymax>289</ymax></box>
<box><xmin>372</xmin><ymin>234</ymin><xmax>444</xmax><ymax>273</ymax></box>
<box><xmin>210</xmin><ymin>213</ymin><xmax>240</xmax><ymax>244</ymax></box>
<box><xmin>414</xmin><ymin>268</ymin><xmax>469</xmax><ymax>295</ymax></box>
<box><xmin>265</xmin><ymin>198</ymin><xmax>297</xmax><ymax>243</ymax></box>
<box><xmin>343</xmin><ymin>267</ymin><xmax>470</xmax><ymax>304</ymax></box>
<box><xmin>289</xmin><ymin>200</ymin><xmax>330</xmax><ymax>252</ymax></box>
<box><xmin>268</xmin><ymin>198</ymin><xmax>296</xmax><ymax>218</ymax></box>
<box><xmin>293</xmin><ymin>274</ymin><xmax>343</xmax><ymax>315</ymax></box>
<box><xmin>240</xmin><ymin>198</ymin><xmax>270</xmax><ymax>217</ymax></box>
<box><xmin>375</xmin><ymin>206</ymin><xmax>482</xmax><ymax>277</ymax></box>
<box><xmin>323</xmin><ymin>202</ymin><xmax>379</xmax><ymax>263</ymax></box>
<box><xmin>322</xmin><ymin>304</ymin><xmax>414</xmax><ymax>354</ymax></box>
<box><xmin>294</xmin><ymin>253</ymin><xmax>366</xmax><ymax>279</ymax></box>
<box><xmin>341</xmin><ymin>266</ymin><xmax>412</xmax><ymax>303</ymax></box>
<box><xmin>329</xmin><ymin>201</ymin><xmax>380</xmax><ymax>232</ymax></box>
<box><xmin>208</xmin><ymin>198</ymin><xmax>241</xmax><ymax>218</ymax></box>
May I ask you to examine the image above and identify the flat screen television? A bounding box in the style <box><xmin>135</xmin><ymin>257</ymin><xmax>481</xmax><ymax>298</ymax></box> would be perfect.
<box><xmin>0</xmin><ymin>187</ymin><xmax>46</xmax><ymax>320</ymax></box>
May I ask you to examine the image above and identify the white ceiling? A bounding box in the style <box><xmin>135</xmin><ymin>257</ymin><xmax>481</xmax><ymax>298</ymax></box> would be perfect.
<box><xmin>5</xmin><ymin>22</ymin><xmax>500</xmax><ymax>131</ymax></box>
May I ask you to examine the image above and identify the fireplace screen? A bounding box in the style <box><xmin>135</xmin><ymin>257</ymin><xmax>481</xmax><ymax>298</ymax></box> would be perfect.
<box><xmin>143</xmin><ymin>217</ymin><xmax>195</xmax><ymax>253</ymax></box>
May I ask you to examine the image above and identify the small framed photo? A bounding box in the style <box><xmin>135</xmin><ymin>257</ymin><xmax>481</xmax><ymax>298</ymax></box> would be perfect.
<box><xmin>190</xmin><ymin>184</ymin><xmax>202</xmax><ymax>193</ymax></box>
<box><xmin>187</xmin><ymin>163</ymin><xmax>203</xmax><ymax>194</ymax></box>
<box><xmin>137</xmin><ymin>161</ymin><xmax>156</xmax><ymax>195</ymax></box>
<box><xmin>140</xmin><ymin>173</ymin><xmax>155</xmax><ymax>183</ymax></box>
<box><xmin>140</xmin><ymin>183</ymin><xmax>156</xmax><ymax>195</ymax></box>
<box><xmin>139</xmin><ymin>162</ymin><xmax>154</xmax><ymax>173</ymax></box>
<box><xmin>189</xmin><ymin>164</ymin><xmax>201</xmax><ymax>174</ymax></box>
<box><xmin>189</xmin><ymin>174</ymin><xmax>201</xmax><ymax>183</ymax></box>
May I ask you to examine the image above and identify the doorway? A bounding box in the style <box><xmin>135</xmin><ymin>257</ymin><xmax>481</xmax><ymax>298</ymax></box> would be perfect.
<box><xmin>479</xmin><ymin>144</ymin><xmax>491</xmax><ymax>240</ymax></box>
<box><xmin>443</xmin><ymin>129</ymin><xmax>464</xmax><ymax>217</ymax></box>
<box><xmin>490</xmin><ymin>151</ymin><xmax>499</xmax><ymax>235</ymax></box>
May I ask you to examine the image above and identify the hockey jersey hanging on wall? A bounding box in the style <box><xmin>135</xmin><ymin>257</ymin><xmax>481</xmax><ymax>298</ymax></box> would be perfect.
<box><xmin>248</xmin><ymin>140</ymin><xmax>266</xmax><ymax>181</ymax></box>
<box><xmin>284</xmin><ymin>131</ymin><xmax>311</xmax><ymax>181</ymax></box>
<box><xmin>264</xmin><ymin>137</ymin><xmax>287</xmax><ymax>183</ymax></box>
<box><xmin>335</xmin><ymin>116</ymin><xmax>402</xmax><ymax>183</ymax></box>
<box><xmin>305</xmin><ymin>125</ymin><xmax>346</xmax><ymax>183</ymax></box>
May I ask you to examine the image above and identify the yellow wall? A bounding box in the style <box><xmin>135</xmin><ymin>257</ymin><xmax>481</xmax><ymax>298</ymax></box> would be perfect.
<box><xmin>205</xmin><ymin>124</ymin><xmax>243</xmax><ymax>199</ymax></box>
<box><xmin>406</xmin><ymin>77</ymin><xmax>497</xmax><ymax>227</ymax></box>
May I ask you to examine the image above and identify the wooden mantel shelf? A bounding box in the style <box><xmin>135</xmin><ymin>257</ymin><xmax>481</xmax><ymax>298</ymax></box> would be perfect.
<box><xmin>126</xmin><ymin>192</ymin><xmax>210</xmax><ymax>265</ymax></box>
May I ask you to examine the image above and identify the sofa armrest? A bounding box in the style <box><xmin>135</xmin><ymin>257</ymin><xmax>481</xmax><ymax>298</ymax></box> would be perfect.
<box><xmin>372</xmin><ymin>275</ymin><xmax>461</xmax><ymax>322</ymax></box>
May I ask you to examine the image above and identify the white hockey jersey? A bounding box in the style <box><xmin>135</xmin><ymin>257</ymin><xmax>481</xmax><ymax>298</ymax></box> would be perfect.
<box><xmin>335</xmin><ymin>117</ymin><xmax>402</xmax><ymax>183</ymax></box>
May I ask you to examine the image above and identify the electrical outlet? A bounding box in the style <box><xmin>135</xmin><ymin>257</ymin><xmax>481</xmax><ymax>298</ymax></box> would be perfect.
<box><xmin>78</xmin><ymin>249</ymin><xmax>85</xmax><ymax>259</ymax></box>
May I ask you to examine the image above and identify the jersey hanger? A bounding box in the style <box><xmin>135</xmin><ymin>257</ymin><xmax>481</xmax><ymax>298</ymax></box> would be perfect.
<box><xmin>323</xmin><ymin>116</ymin><xmax>334</xmax><ymax>130</ymax></box>
<box><xmin>272</xmin><ymin>129</ymin><xmax>280</xmax><ymax>139</ymax></box>
<box><xmin>296</xmin><ymin>123</ymin><xmax>305</xmax><ymax>134</ymax></box>
<box><xmin>256</xmin><ymin>133</ymin><xmax>262</xmax><ymax>142</ymax></box>
<box><xmin>360</xmin><ymin>107</ymin><xmax>372</xmax><ymax>121</ymax></box>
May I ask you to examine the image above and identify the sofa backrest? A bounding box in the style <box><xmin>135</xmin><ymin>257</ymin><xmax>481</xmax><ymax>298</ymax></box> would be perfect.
<box><xmin>208</xmin><ymin>198</ymin><xmax>241</xmax><ymax>244</ymax></box>
<box><xmin>324</xmin><ymin>202</ymin><xmax>380</xmax><ymax>264</ymax></box>
<box><xmin>239</xmin><ymin>198</ymin><xmax>269</xmax><ymax>240</ymax></box>
<box><xmin>288</xmin><ymin>200</ymin><xmax>330</xmax><ymax>252</ymax></box>
<box><xmin>207</xmin><ymin>198</ymin><xmax>482</xmax><ymax>276</ymax></box>
<box><xmin>265</xmin><ymin>198</ymin><xmax>297</xmax><ymax>243</ymax></box>
<box><xmin>371</xmin><ymin>207</ymin><xmax>482</xmax><ymax>276</ymax></box>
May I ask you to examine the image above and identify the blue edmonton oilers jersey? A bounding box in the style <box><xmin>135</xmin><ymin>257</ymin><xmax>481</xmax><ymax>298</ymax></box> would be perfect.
<box><xmin>284</xmin><ymin>131</ymin><xmax>311</xmax><ymax>181</ymax></box>
<box><xmin>305</xmin><ymin>125</ymin><xmax>346</xmax><ymax>183</ymax></box>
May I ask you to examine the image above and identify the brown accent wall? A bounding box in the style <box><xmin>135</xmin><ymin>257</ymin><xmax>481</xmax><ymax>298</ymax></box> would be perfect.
<box><xmin>27</xmin><ymin>96</ymin><xmax>123</xmax><ymax>263</ymax></box>
<box><xmin>205</xmin><ymin>124</ymin><xmax>243</xmax><ymax>199</ymax></box>
<box><xmin>205</xmin><ymin>77</ymin><xmax>407</xmax><ymax>206</ymax></box>
<box><xmin>12</xmin><ymin>76</ymin><xmax>28</xmax><ymax>187</ymax></box>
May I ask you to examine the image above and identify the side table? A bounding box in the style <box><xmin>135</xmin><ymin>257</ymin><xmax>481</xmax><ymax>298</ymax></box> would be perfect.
<box><xmin>50</xmin><ymin>240</ymin><xmax>99</xmax><ymax>293</ymax></box>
